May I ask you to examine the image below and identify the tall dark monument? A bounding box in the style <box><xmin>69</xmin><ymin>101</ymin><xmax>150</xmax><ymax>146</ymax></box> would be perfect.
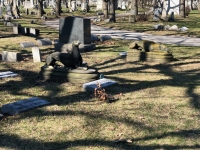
<box><xmin>59</xmin><ymin>16</ymin><xmax>91</xmax><ymax>44</ymax></box>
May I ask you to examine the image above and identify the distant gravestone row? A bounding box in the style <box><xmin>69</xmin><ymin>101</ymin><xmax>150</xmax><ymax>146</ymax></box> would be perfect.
<box><xmin>13</xmin><ymin>26</ymin><xmax>39</xmax><ymax>36</ymax></box>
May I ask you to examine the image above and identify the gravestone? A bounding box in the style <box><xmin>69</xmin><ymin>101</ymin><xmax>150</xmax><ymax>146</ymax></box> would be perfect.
<box><xmin>59</xmin><ymin>16</ymin><xmax>91</xmax><ymax>44</ymax></box>
<box><xmin>37</xmin><ymin>38</ymin><xmax>52</xmax><ymax>46</ymax></box>
<box><xmin>91</xmin><ymin>34</ymin><xmax>99</xmax><ymax>42</ymax></box>
<box><xmin>2</xmin><ymin>51</ymin><xmax>22</xmax><ymax>62</ymax></box>
<box><xmin>117</xmin><ymin>0</ymin><xmax>122</xmax><ymax>9</ymax></box>
<box><xmin>153</xmin><ymin>7</ymin><xmax>161</xmax><ymax>21</ymax></box>
<box><xmin>6</xmin><ymin>22</ymin><xmax>14</xmax><ymax>26</ymax></box>
<box><xmin>43</xmin><ymin>1</ymin><xmax>47</xmax><ymax>8</ymax></box>
<box><xmin>71</xmin><ymin>0</ymin><xmax>76</xmax><ymax>11</ymax></box>
<box><xmin>122</xmin><ymin>1</ymin><xmax>126</xmax><ymax>9</ymax></box>
<box><xmin>24</xmin><ymin>1</ymin><xmax>33</xmax><ymax>8</ymax></box>
<box><xmin>0</xmin><ymin>6</ymin><xmax>2</xmax><ymax>18</ymax></box>
<box><xmin>21</xmin><ymin>27</ymin><xmax>30</xmax><ymax>35</ymax></box>
<box><xmin>6</xmin><ymin>5</ymin><xmax>13</xmax><ymax>16</ymax></box>
<box><xmin>20</xmin><ymin>42</ymin><xmax>36</xmax><ymax>48</ymax></box>
<box><xmin>29</xmin><ymin>28</ymin><xmax>39</xmax><ymax>36</ymax></box>
<box><xmin>1</xmin><ymin>97</ymin><xmax>50</xmax><ymax>115</ymax></box>
<box><xmin>32</xmin><ymin>47</ymin><xmax>42</xmax><ymax>62</ymax></box>
<box><xmin>82</xmin><ymin>78</ymin><xmax>117</xmax><ymax>92</ymax></box>
<box><xmin>99</xmin><ymin>35</ymin><xmax>111</xmax><ymax>41</ymax></box>
<box><xmin>168</xmin><ymin>12</ymin><xmax>175</xmax><ymax>22</ymax></box>
<box><xmin>4</xmin><ymin>15</ymin><xmax>11</xmax><ymax>21</ymax></box>
<box><xmin>0</xmin><ymin>71</ymin><xmax>18</xmax><ymax>79</ymax></box>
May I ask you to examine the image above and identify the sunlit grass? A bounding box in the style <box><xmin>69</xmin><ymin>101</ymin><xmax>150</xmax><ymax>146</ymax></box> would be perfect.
<box><xmin>0</xmin><ymin>9</ymin><xmax>200</xmax><ymax>150</ymax></box>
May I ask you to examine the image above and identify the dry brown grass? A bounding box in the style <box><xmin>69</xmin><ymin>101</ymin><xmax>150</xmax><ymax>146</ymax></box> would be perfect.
<box><xmin>0</xmin><ymin>11</ymin><xmax>200</xmax><ymax>150</ymax></box>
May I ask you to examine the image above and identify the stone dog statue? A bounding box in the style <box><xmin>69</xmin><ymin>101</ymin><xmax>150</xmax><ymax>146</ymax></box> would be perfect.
<box><xmin>45</xmin><ymin>42</ymin><xmax>83</xmax><ymax>69</ymax></box>
<box><xmin>129</xmin><ymin>40</ymin><xmax>170</xmax><ymax>53</ymax></box>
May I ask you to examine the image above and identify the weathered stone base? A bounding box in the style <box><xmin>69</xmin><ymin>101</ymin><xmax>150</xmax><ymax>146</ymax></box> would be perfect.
<box><xmin>54</xmin><ymin>43</ymin><xmax>96</xmax><ymax>53</ymax></box>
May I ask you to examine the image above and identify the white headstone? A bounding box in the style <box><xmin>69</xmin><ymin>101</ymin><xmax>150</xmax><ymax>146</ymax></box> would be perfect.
<box><xmin>32</xmin><ymin>47</ymin><xmax>42</xmax><ymax>62</ymax></box>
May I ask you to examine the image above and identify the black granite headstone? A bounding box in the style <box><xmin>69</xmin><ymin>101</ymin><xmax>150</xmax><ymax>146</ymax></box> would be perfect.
<box><xmin>1</xmin><ymin>97</ymin><xmax>50</xmax><ymax>115</ymax></box>
<box><xmin>59</xmin><ymin>16</ymin><xmax>91</xmax><ymax>44</ymax></box>
<box><xmin>21</xmin><ymin>27</ymin><xmax>30</xmax><ymax>35</ymax></box>
<box><xmin>168</xmin><ymin>12</ymin><xmax>175</xmax><ymax>22</ymax></box>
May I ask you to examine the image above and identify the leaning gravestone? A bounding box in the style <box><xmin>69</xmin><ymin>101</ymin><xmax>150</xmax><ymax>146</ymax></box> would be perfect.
<box><xmin>0</xmin><ymin>71</ymin><xmax>18</xmax><ymax>79</ymax></box>
<box><xmin>59</xmin><ymin>16</ymin><xmax>91</xmax><ymax>44</ymax></box>
<box><xmin>32</xmin><ymin>47</ymin><xmax>42</xmax><ymax>62</ymax></box>
<box><xmin>82</xmin><ymin>78</ymin><xmax>117</xmax><ymax>92</ymax></box>
<box><xmin>1</xmin><ymin>97</ymin><xmax>50</xmax><ymax>115</ymax></box>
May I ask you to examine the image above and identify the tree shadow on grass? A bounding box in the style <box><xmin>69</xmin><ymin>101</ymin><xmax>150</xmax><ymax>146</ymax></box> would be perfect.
<box><xmin>0</xmin><ymin>129</ymin><xmax>199</xmax><ymax>150</ymax></box>
<box><xmin>0</xmin><ymin>52</ymin><xmax>200</xmax><ymax>149</ymax></box>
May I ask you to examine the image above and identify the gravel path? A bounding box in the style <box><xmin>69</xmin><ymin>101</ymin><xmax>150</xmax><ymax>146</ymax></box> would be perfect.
<box><xmin>44</xmin><ymin>19</ymin><xmax>200</xmax><ymax>47</ymax></box>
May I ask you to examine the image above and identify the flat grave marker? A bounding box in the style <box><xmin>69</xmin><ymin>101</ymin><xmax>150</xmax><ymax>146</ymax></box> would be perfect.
<box><xmin>20</xmin><ymin>42</ymin><xmax>36</xmax><ymax>48</ymax></box>
<box><xmin>1</xmin><ymin>97</ymin><xmax>50</xmax><ymax>115</ymax></box>
<box><xmin>82</xmin><ymin>78</ymin><xmax>117</xmax><ymax>92</ymax></box>
<box><xmin>0</xmin><ymin>71</ymin><xmax>18</xmax><ymax>79</ymax></box>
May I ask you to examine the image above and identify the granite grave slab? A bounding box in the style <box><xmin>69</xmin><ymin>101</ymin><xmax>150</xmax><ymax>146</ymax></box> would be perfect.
<box><xmin>1</xmin><ymin>97</ymin><xmax>50</xmax><ymax>115</ymax></box>
<box><xmin>0</xmin><ymin>71</ymin><xmax>18</xmax><ymax>79</ymax></box>
<box><xmin>82</xmin><ymin>78</ymin><xmax>117</xmax><ymax>92</ymax></box>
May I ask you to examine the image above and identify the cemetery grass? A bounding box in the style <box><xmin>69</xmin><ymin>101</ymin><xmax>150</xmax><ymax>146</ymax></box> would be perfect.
<box><xmin>1</xmin><ymin>33</ymin><xmax>200</xmax><ymax>149</ymax></box>
<box><xmin>93</xmin><ymin>10</ymin><xmax>200</xmax><ymax>38</ymax></box>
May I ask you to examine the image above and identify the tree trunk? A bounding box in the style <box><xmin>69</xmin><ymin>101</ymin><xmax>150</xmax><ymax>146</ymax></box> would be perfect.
<box><xmin>103</xmin><ymin>0</ymin><xmax>108</xmax><ymax>19</ymax></box>
<box><xmin>38</xmin><ymin>0</ymin><xmax>44</xmax><ymax>17</ymax></box>
<box><xmin>109</xmin><ymin>0</ymin><xmax>116</xmax><ymax>22</ymax></box>
<box><xmin>180</xmin><ymin>0</ymin><xmax>185</xmax><ymax>18</ymax></box>
<box><xmin>129</xmin><ymin>0</ymin><xmax>138</xmax><ymax>22</ymax></box>
<box><xmin>55</xmin><ymin>0</ymin><xmax>61</xmax><ymax>16</ymax></box>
